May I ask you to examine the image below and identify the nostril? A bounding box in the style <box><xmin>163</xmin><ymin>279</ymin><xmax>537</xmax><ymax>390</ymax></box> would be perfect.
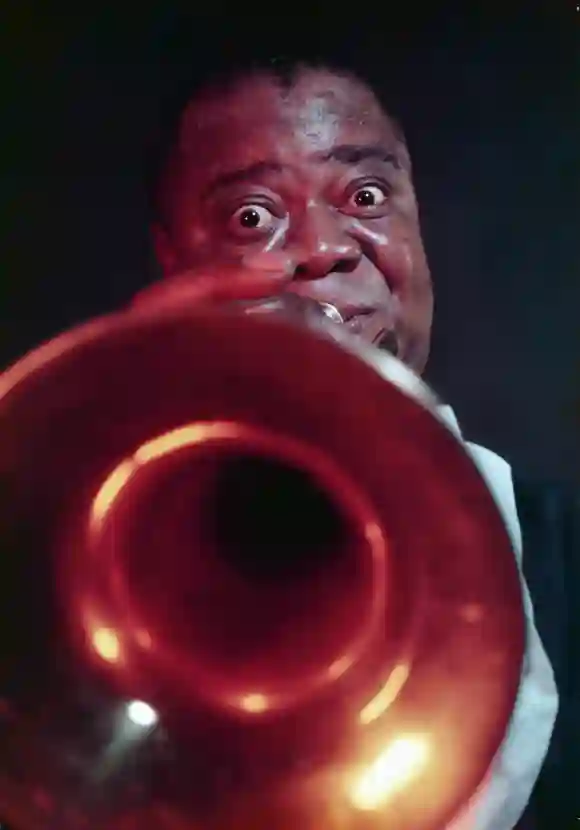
<box><xmin>293</xmin><ymin>258</ymin><xmax>358</xmax><ymax>281</ymax></box>
<box><xmin>293</xmin><ymin>264</ymin><xmax>309</xmax><ymax>279</ymax></box>
<box><xmin>333</xmin><ymin>258</ymin><xmax>358</xmax><ymax>274</ymax></box>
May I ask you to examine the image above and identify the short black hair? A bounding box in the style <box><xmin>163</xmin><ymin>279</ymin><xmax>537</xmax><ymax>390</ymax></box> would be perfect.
<box><xmin>143</xmin><ymin>15</ymin><xmax>410</xmax><ymax>225</ymax></box>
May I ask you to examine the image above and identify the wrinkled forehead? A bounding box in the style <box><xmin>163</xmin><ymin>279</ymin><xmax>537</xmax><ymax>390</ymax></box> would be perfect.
<box><xmin>170</xmin><ymin>70</ymin><xmax>404</xmax><ymax>188</ymax></box>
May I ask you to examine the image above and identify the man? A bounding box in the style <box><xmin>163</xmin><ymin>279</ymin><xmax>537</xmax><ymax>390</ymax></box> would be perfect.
<box><xmin>135</xmin><ymin>61</ymin><xmax>558</xmax><ymax>828</ymax></box>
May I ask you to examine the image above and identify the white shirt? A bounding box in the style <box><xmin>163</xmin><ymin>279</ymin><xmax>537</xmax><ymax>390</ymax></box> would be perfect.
<box><xmin>437</xmin><ymin>406</ymin><xmax>559</xmax><ymax>830</ymax></box>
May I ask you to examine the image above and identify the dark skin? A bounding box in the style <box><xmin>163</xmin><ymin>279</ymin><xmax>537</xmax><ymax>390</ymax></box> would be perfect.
<box><xmin>141</xmin><ymin>68</ymin><xmax>434</xmax><ymax>374</ymax></box>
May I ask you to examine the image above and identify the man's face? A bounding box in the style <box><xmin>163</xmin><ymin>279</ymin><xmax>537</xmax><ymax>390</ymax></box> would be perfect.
<box><xmin>154</xmin><ymin>69</ymin><xmax>433</xmax><ymax>373</ymax></box>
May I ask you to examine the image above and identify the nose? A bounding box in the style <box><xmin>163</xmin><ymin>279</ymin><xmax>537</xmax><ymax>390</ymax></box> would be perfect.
<box><xmin>290</xmin><ymin>203</ymin><xmax>361</xmax><ymax>282</ymax></box>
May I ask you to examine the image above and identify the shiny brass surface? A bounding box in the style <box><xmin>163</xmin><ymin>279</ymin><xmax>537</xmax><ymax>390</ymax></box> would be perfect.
<box><xmin>0</xmin><ymin>303</ymin><xmax>524</xmax><ymax>829</ymax></box>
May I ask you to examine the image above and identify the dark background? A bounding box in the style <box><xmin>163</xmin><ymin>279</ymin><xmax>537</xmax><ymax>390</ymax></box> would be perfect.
<box><xmin>2</xmin><ymin>2</ymin><xmax>580</xmax><ymax>483</ymax></box>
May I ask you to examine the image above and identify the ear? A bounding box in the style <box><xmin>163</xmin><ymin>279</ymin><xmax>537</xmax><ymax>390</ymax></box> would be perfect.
<box><xmin>150</xmin><ymin>222</ymin><xmax>180</xmax><ymax>278</ymax></box>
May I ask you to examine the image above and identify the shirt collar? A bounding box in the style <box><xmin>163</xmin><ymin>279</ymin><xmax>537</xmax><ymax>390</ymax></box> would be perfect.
<box><xmin>436</xmin><ymin>404</ymin><xmax>463</xmax><ymax>439</ymax></box>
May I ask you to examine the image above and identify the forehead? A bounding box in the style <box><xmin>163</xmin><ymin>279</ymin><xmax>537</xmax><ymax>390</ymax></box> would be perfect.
<box><xmin>171</xmin><ymin>70</ymin><xmax>402</xmax><ymax>185</ymax></box>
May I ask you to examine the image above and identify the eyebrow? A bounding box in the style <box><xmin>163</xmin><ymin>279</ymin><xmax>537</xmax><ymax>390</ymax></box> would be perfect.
<box><xmin>317</xmin><ymin>143</ymin><xmax>403</xmax><ymax>168</ymax></box>
<box><xmin>205</xmin><ymin>161</ymin><xmax>284</xmax><ymax>195</ymax></box>
<box><xmin>205</xmin><ymin>144</ymin><xmax>401</xmax><ymax>196</ymax></box>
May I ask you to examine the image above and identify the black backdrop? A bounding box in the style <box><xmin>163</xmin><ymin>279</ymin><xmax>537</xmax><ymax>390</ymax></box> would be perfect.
<box><xmin>2</xmin><ymin>2</ymin><xmax>580</xmax><ymax>482</ymax></box>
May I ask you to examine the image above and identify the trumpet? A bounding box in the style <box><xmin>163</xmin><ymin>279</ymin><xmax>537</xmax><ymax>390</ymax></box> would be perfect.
<box><xmin>0</xmin><ymin>295</ymin><xmax>524</xmax><ymax>829</ymax></box>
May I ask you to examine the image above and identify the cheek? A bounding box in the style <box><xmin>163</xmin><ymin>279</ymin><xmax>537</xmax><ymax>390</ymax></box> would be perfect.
<box><xmin>349</xmin><ymin>217</ymin><xmax>419</xmax><ymax>292</ymax></box>
<box><xmin>178</xmin><ymin>216</ymin><xmax>291</xmax><ymax>270</ymax></box>
<box><xmin>165</xmin><ymin>212</ymin><xmax>212</xmax><ymax>271</ymax></box>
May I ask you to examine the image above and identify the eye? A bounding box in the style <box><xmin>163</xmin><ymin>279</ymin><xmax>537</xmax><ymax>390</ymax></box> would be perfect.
<box><xmin>229</xmin><ymin>204</ymin><xmax>277</xmax><ymax>234</ymax></box>
<box><xmin>348</xmin><ymin>184</ymin><xmax>389</xmax><ymax>211</ymax></box>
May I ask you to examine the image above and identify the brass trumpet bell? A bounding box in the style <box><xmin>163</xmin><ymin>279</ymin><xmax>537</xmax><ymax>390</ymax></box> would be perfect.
<box><xmin>0</xmin><ymin>304</ymin><xmax>524</xmax><ymax>829</ymax></box>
